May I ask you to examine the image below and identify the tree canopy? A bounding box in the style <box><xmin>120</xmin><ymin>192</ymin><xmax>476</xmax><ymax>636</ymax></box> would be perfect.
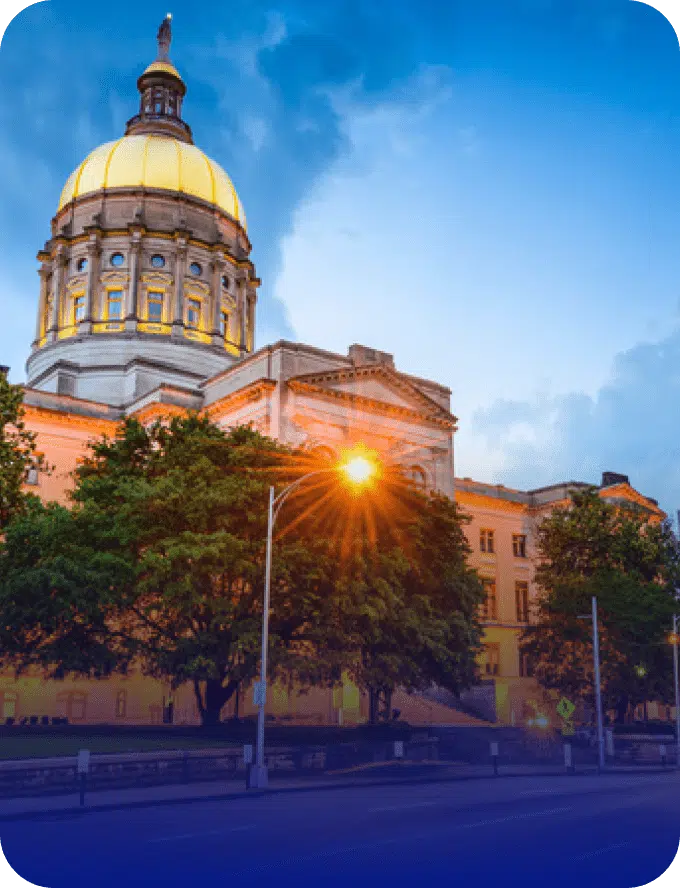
<box><xmin>0</xmin><ymin>373</ymin><xmax>47</xmax><ymax>528</ymax></box>
<box><xmin>521</xmin><ymin>488</ymin><xmax>680</xmax><ymax>722</ymax></box>
<box><xmin>0</xmin><ymin>415</ymin><xmax>483</xmax><ymax>725</ymax></box>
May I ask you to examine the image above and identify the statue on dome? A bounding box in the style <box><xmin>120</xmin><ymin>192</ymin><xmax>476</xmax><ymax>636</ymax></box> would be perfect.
<box><xmin>157</xmin><ymin>14</ymin><xmax>172</xmax><ymax>60</ymax></box>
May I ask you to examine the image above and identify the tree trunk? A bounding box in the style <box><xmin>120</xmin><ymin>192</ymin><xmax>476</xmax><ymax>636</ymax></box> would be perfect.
<box><xmin>193</xmin><ymin>677</ymin><xmax>239</xmax><ymax>727</ymax></box>
<box><xmin>368</xmin><ymin>688</ymin><xmax>379</xmax><ymax>725</ymax></box>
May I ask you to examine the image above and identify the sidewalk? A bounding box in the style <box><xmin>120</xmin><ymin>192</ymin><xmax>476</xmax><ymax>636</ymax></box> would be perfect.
<box><xmin>0</xmin><ymin>760</ymin><xmax>670</xmax><ymax>821</ymax></box>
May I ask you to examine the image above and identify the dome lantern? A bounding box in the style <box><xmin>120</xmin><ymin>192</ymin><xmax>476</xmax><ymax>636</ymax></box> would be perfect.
<box><xmin>125</xmin><ymin>14</ymin><xmax>193</xmax><ymax>144</ymax></box>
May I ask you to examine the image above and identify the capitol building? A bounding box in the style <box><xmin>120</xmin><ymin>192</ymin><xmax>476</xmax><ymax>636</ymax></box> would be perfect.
<box><xmin>4</xmin><ymin>19</ymin><xmax>665</xmax><ymax>729</ymax></box>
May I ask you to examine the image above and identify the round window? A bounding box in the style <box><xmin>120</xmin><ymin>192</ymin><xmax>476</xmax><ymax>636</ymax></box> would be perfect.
<box><xmin>110</xmin><ymin>253</ymin><xmax>124</xmax><ymax>267</ymax></box>
<box><xmin>189</xmin><ymin>262</ymin><xmax>202</xmax><ymax>276</ymax></box>
<box><xmin>151</xmin><ymin>254</ymin><xmax>165</xmax><ymax>268</ymax></box>
<box><xmin>76</xmin><ymin>258</ymin><xmax>88</xmax><ymax>272</ymax></box>
<box><xmin>221</xmin><ymin>275</ymin><xmax>230</xmax><ymax>290</ymax></box>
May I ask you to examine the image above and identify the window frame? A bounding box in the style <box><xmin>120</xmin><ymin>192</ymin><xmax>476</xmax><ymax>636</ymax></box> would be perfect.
<box><xmin>482</xmin><ymin>578</ymin><xmax>498</xmax><ymax>621</ymax></box>
<box><xmin>106</xmin><ymin>289</ymin><xmax>124</xmax><ymax>321</ymax></box>
<box><xmin>484</xmin><ymin>643</ymin><xmax>501</xmax><ymax>677</ymax></box>
<box><xmin>515</xmin><ymin>580</ymin><xmax>529</xmax><ymax>623</ymax></box>
<box><xmin>73</xmin><ymin>293</ymin><xmax>86</xmax><ymax>325</ymax></box>
<box><xmin>186</xmin><ymin>297</ymin><xmax>202</xmax><ymax>329</ymax></box>
<box><xmin>147</xmin><ymin>290</ymin><xmax>165</xmax><ymax>323</ymax></box>
<box><xmin>480</xmin><ymin>528</ymin><xmax>495</xmax><ymax>554</ymax></box>
<box><xmin>512</xmin><ymin>533</ymin><xmax>527</xmax><ymax>558</ymax></box>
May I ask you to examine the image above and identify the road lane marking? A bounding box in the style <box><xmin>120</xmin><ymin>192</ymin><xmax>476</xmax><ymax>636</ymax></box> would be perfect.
<box><xmin>369</xmin><ymin>801</ymin><xmax>440</xmax><ymax>812</ymax></box>
<box><xmin>147</xmin><ymin>825</ymin><xmax>254</xmax><ymax>843</ymax></box>
<box><xmin>460</xmin><ymin>806</ymin><xmax>573</xmax><ymax>828</ymax></box>
<box><xmin>574</xmin><ymin>842</ymin><xmax>628</xmax><ymax>861</ymax></box>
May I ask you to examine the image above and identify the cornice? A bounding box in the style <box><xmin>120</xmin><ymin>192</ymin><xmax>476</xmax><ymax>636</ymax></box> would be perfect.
<box><xmin>204</xmin><ymin>378</ymin><xmax>277</xmax><ymax>419</ymax></box>
<box><xmin>287</xmin><ymin>378</ymin><xmax>456</xmax><ymax>430</ymax></box>
<box><xmin>290</xmin><ymin>363</ymin><xmax>457</xmax><ymax>425</ymax></box>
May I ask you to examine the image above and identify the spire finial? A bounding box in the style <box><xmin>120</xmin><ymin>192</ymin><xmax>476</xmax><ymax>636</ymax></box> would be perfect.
<box><xmin>157</xmin><ymin>13</ymin><xmax>172</xmax><ymax>61</ymax></box>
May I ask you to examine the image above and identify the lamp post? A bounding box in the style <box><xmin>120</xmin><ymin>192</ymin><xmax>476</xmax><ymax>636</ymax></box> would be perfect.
<box><xmin>248</xmin><ymin>452</ymin><xmax>377</xmax><ymax>789</ymax></box>
<box><xmin>591</xmin><ymin>596</ymin><xmax>606</xmax><ymax>772</ymax></box>
<box><xmin>579</xmin><ymin>596</ymin><xmax>605</xmax><ymax>771</ymax></box>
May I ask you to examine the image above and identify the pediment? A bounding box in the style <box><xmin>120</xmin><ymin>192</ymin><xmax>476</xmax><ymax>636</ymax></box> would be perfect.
<box><xmin>287</xmin><ymin>364</ymin><xmax>456</xmax><ymax>428</ymax></box>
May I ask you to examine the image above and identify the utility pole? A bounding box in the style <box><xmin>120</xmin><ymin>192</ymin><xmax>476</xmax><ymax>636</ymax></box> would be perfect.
<box><xmin>592</xmin><ymin>596</ymin><xmax>606</xmax><ymax>772</ymax></box>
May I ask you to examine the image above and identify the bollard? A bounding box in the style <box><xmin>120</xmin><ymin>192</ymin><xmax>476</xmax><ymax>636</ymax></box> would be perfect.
<box><xmin>181</xmin><ymin>749</ymin><xmax>190</xmax><ymax>783</ymax></box>
<box><xmin>660</xmin><ymin>744</ymin><xmax>667</xmax><ymax>768</ymax></box>
<box><xmin>77</xmin><ymin>749</ymin><xmax>90</xmax><ymax>807</ymax></box>
<box><xmin>393</xmin><ymin>740</ymin><xmax>404</xmax><ymax>760</ymax></box>
<box><xmin>564</xmin><ymin>742</ymin><xmax>575</xmax><ymax>775</ymax></box>
<box><xmin>243</xmin><ymin>743</ymin><xmax>254</xmax><ymax>789</ymax></box>
<box><xmin>490</xmin><ymin>741</ymin><xmax>499</xmax><ymax>776</ymax></box>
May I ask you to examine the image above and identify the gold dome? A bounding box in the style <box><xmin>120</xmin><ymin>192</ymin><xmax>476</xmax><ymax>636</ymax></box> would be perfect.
<box><xmin>58</xmin><ymin>134</ymin><xmax>246</xmax><ymax>229</ymax></box>
<box><xmin>141</xmin><ymin>60</ymin><xmax>183</xmax><ymax>79</ymax></box>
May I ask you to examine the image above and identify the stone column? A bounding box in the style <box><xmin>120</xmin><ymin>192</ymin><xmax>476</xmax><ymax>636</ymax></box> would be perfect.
<box><xmin>172</xmin><ymin>238</ymin><xmax>187</xmax><ymax>337</ymax></box>
<box><xmin>210</xmin><ymin>254</ymin><xmax>226</xmax><ymax>347</ymax></box>
<box><xmin>126</xmin><ymin>234</ymin><xmax>142</xmax><ymax>332</ymax></box>
<box><xmin>83</xmin><ymin>237</ymin><xmax>100</xmax><ymax>334</ymax></box>
<box><xmin>246</xmin><ymin>287</ymin><xmax>256</xmax><ymax>352</ymax></box>
<box><xmin>238</xmin><ymin>278</ymin><xmax>248</xmax><ymax>354</ymax></box>
<box><xmin>49</xmin><ymin>247</ymin><xmax>65</xmax><ymax>342</ymax></box>
<box><xmin>34</xmin><ymin>267</ymin><xmax>49</xmax><ymax>346</ymax></box>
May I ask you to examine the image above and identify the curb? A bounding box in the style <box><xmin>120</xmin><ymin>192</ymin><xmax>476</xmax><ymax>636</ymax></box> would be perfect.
<box><xmin>0</xmin><ymin>765</ymin><xmax>673</xmax><ymax>823</ymax></box>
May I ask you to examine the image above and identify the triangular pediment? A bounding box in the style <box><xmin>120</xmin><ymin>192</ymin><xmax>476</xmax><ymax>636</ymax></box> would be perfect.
<box><xmin>287</xmin><ymin>364</ymin><xmax>456</xmax><ymax>428</ymax></box>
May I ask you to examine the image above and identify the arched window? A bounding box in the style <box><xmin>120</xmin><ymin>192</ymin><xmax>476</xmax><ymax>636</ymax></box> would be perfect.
<box><xmin>408</xmin><ymin>465</ymin><xmax>427</xmax><ymax>488</ymax></box>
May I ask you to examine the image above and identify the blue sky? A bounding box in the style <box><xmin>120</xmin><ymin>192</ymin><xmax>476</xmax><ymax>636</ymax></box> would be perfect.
<box><xmin>2</xmin><ymin>0</ymin><xmax>680</xmax><ymax>512</ymax></box>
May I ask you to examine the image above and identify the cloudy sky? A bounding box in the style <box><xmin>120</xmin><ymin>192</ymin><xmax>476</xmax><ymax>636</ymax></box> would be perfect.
<box><xmin>1</xmin><ymin>0</ymin><xmax>680</xmax><ymax>511</ymax></box>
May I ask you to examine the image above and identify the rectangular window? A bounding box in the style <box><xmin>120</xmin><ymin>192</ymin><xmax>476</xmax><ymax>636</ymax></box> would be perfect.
<box><xmin>147</xmin><ymin>292</ymin><xmax>164</xmax><ymax>323</ymax></box>
<box><xmin>482</xmin><ymin>579</ymin><xmax>498</xmax><ymax>621</ymax></box>
<box><xmin>515</xmin><ymin>581</ymin><xmax>529</xmax><ymax>622</ymax></box>
<box><xmin>187</xmin><ymin>298</ymin><xmax>201</xmax><ymax>328</ymax></box>
<box><xmin>519</xmin><ymin>652</ymin><xmax>534</xmax><ymax>678</ymax></box>
<box><xmin>484</xmin><ymin>643</ymin><xmax>501</xmax><ymax>677</ymax></box>
<box><xmin>480</xmin><ymin>529</ymin><xmax>495</xmax><ymax>554</ymax></box>
<box><xmin>73</xmin><ymin>295</ymin><xmax>85</xmax><ymax>324</ymax></box>
<box><xmin>220</xmin><ymin>310</ymin><xmax>229</xmax><ymax>338</ymax></box>
<box><xmin>107</xmin><ymin>290</ymin><xmax>123</xmax><ymax>320</ymax></box>
<box><xmin>512</xmin><ymin>534</ymin><xmax>527</xmax><ymax>558</ymax></box>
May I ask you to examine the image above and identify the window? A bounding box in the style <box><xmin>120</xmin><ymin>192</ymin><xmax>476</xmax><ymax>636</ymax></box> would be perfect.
<box><xmin>189</xmin><ymin>262</ymin><xmax>202</xmax><ymax>276</ymax></box>
<box><xmin>222</xmin><ymin>274</ymin><xmax>230</xmax><ymax>290</ymax></box>
<box><xmin>107</xmin><ymin>290</ymin><xmax>123</xmax><ymax>320</ymax></box>
<box><xmin>515</xmin><ymin>581</ymin><xmax>529</xmax><ymax>623</ymax></box>
<box><xmin>56</xmin><ymin>691</ymin><xmax>87</xmax><ymax>722</ymax></box>
<box><xmin>76</xmin><ymin>258</ymin><xmax>88</xmax><ymax>272</ymax></box>
<box><xmin>147</xmin><ymin>292</ymin><xmax>164</xmax><ymax>323</ymax></box>
<box><xmin>115</xmin><ymin>690</ymin><xmax>127</xmax><ymax>719</ymax></box>
<box><xmin>512</xmin><ymin>534</ymin><xmax>527</xmax><ymax>558</ymax></box>
<box><xmin>408</xmin><ymin>466</ymin><xmax>426</xmax><ymax>488</ymax></box>
<box><xmin>25</xmin><ymin>465</ymin><xmax>39</xmax><ymax>486</ymax></box>
<box><xmin>73</xmin><ymin>295</ymin><xmax>85</xmax><ymax>324</ymax></box>
<box><xmin>1</xmin><ymin>692</ymin><xmax>17</xmax><ymax>720</ymax></box>
<box><xmin>519</xmin><ymin>652</ymin><xmax>534</xmax><ymax>678</ymax></box>
<box><xmin>151</xmin><ymin>254</ymin><xmax>165</xmax><ymax>268</ymax></box>
<box><xmin>480</xmin><ymin>528</ymin><xmax>495</xmax><ymax>553</ymax></box>
<box><xmin>187</xmin><ymin>298</ymin><xmax>201</xmax><ymax>328</ymax></box>
<box><xmin>220</xmin><ymin>310</ymin><xmax>229</xmax><ymax>338</ymax></box>
<box><xmin>482</xmin><ymin>579</ymin><xmax>498</xmax><ymax>621</ymax></box>
<box><xmin>110</xmin><ymin>253</ymin><xmax>124</xmax><ymax>267</ymax></box>
<box><xmin>483</xmin><ymin>644</ymin><xmax>500</xmax><ymax>677</ymax></box>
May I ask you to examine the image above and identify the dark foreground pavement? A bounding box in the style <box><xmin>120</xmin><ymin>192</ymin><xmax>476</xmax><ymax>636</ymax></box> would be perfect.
<box><xmin>1</xmin><ymin>772</ymin><xmax>678</xmax><ymax>888</ymax></box>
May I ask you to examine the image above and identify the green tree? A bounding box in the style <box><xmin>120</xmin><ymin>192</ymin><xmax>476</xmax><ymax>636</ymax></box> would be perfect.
<box><xmin>286</xmin><ymin>474</ymin><xmax>485</xmax><ymax>723</ymax></box>
<box><xmin>522</xmin><ymin>489</ymin><xmax>679</xmax><ymax>723</ymax></box>
<box><xmin>0</xmin><ymin>372</ymin><xmax>47</xmax><ymax>528</ymax></box>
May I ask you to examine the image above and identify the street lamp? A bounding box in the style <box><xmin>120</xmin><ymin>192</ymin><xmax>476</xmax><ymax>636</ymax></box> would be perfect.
<box><xmin>578</xmin><ymin>596</ymin><xmax>605</xmax><ymax>771</ymax></box>
<box><xmin>248</xmin><ymin>448</ymin><xmax>378</xmax><ymax>789</ymax></box>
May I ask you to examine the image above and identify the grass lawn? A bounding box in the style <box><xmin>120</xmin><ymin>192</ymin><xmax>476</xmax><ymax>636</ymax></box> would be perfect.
<box><xmin>0</xmin><ymin>734</ymin><xmax>239</xmax><ymax>760</ymax></box>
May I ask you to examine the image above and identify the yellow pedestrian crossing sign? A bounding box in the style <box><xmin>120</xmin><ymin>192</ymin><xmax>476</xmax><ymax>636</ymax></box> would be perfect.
<box><xmin>556</xmin><ymin>697</ymin><xmax>576</xmax><ymax>720</ymax></box>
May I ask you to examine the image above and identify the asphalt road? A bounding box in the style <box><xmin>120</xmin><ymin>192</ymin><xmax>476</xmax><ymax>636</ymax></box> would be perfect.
<box><xmin>1</xmin><ymin>772</ymin><xmax>678</xmax><ymax>888</ymax></box>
